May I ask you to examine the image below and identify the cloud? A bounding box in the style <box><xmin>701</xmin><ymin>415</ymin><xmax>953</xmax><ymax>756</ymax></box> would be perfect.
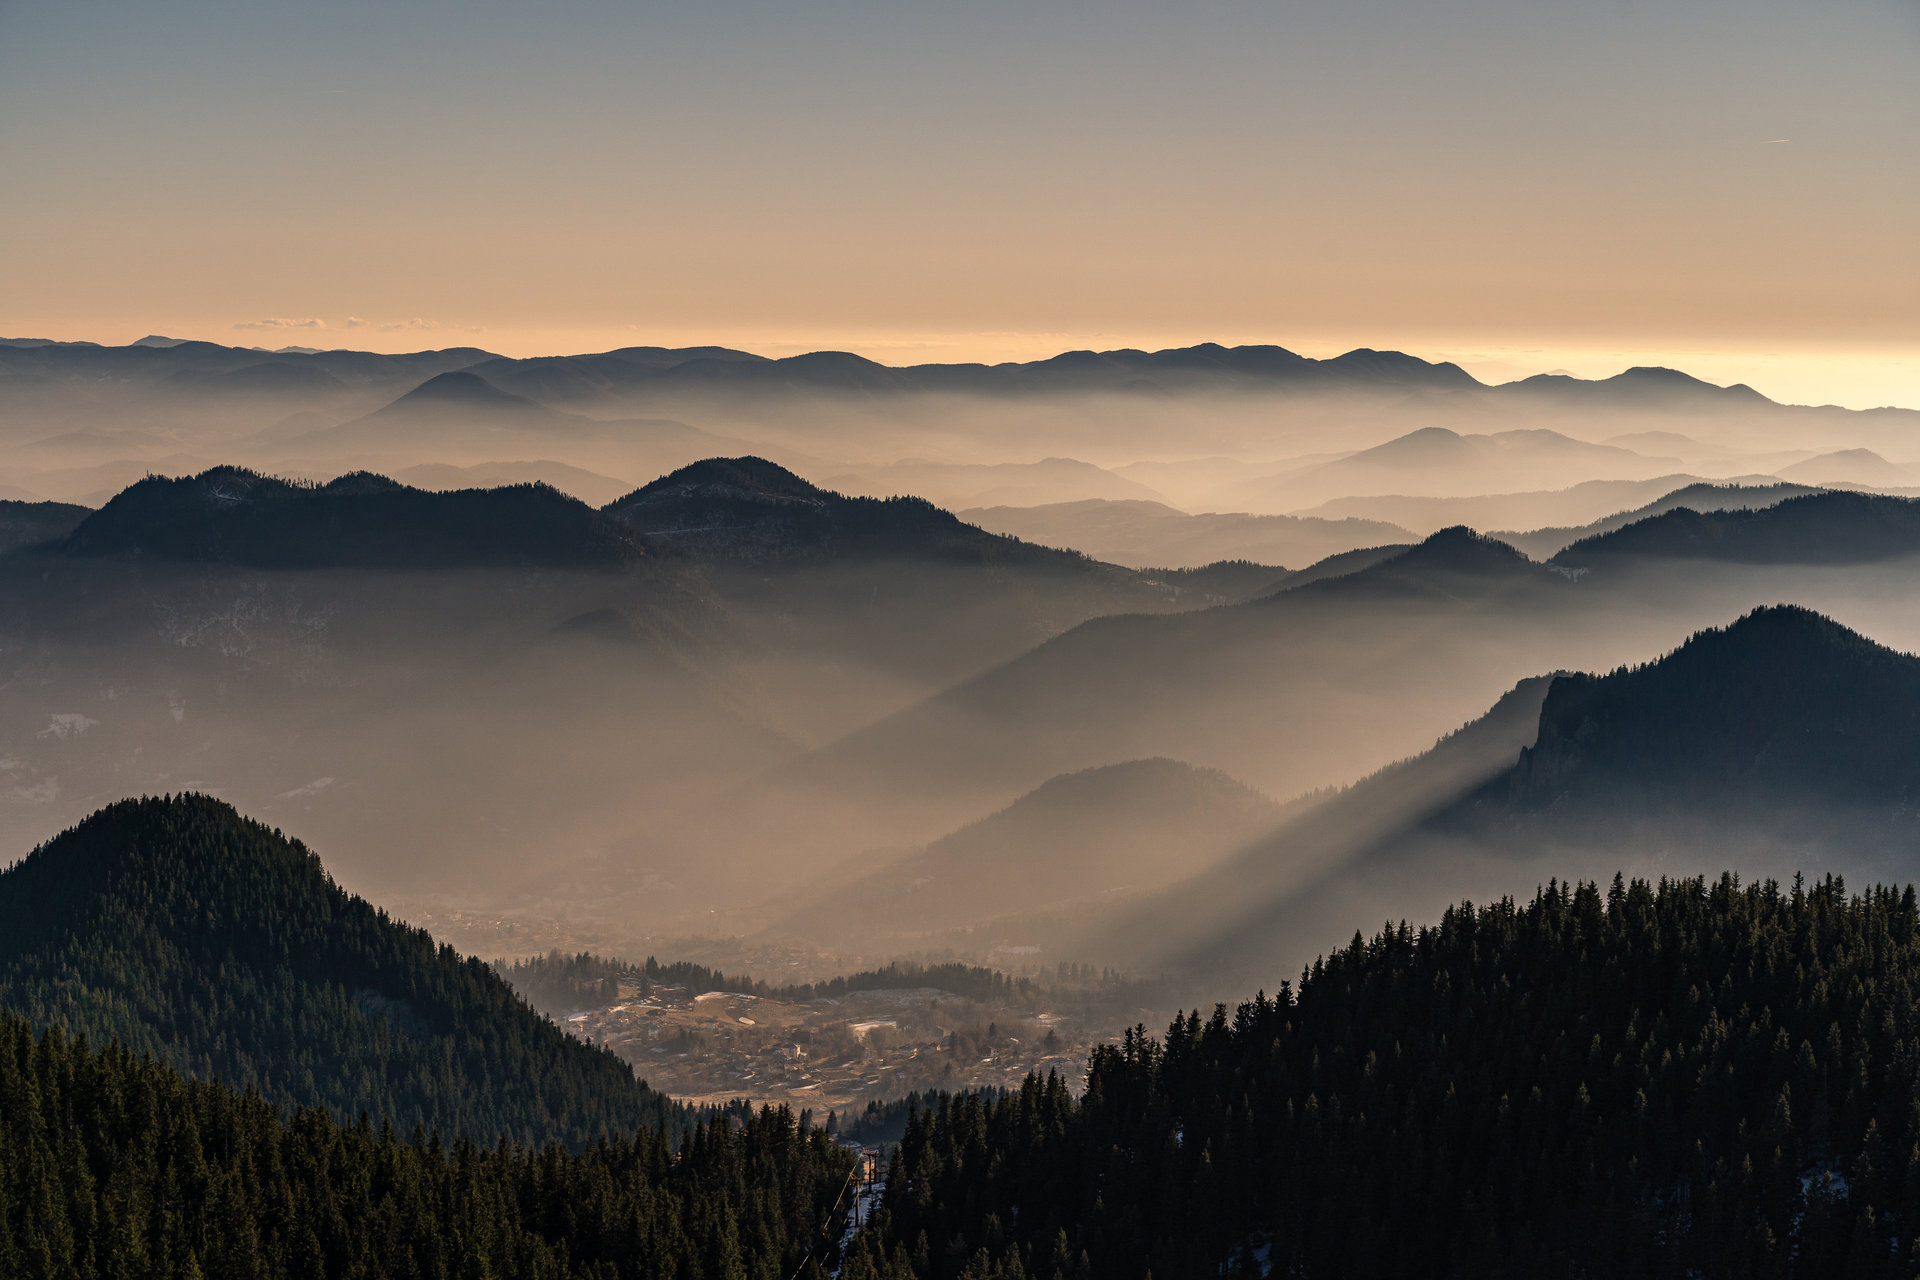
<box><xmin>345</xmin><ymin>316</ymin><xmax>369</xmax><ymax>328</ymax></box>
<box><xmin>379</xmin><ymin>317</ymin><xmax>440</xmax><ymax>332</ymax></box>
<box><xmin>233</xmin><ymin>317</ymin><xmax>326</xmax><ymax>331</ymax></box>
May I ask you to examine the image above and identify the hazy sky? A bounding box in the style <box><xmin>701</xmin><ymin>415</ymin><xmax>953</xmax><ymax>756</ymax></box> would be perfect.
<box><xmin>3</xmin><ymin>0</ymin><xmax>1916</xmax><ymax>406</ymax></box>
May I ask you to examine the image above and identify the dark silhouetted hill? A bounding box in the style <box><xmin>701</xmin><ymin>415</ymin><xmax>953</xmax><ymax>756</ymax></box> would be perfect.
<box><xmin>1142</xmin><ymin>607</ymin><xmax>1920</xmax><ymax>987</ymax></box>
<box><xmin>1506</xmin><ymin>605</ymin><xmax>1920</xmax><ymax>808</ymax></box>
<box><xmin>603</xmin><ymin>455</ymin><xmax>1100</xmax><ymax>566</ymax></box>
<box><xmin>58</xmin><ymin>467</ymin><xmax>647</xmax><ymax>568</ymax></box>
<box><xmin>1499</xmin><ymin>480</ymin><xmax>1822</xmax><ymax>559</ymax></box>
<box><xmin>1505</xmin><ymin>364</ymin><xmax>1772</xmax><ymax>407</ymax></box>
<box><xmin>0</xmin><ymin>795</ymin><xmax>678</xmax><ymax>1146</ymax></box>
<box><xmin>0</xmin><ymin>498</ymin><xmax>89</xmax><ymax>553</ymax></box>
<box><xmin>1553</xmin><ymin>490</ymin><xmax>1920</xmax><ymax>566</ymax></box>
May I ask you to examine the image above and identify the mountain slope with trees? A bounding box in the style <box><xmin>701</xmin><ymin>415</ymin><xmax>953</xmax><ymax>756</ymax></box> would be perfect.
<box><xmin>850</xmin><ymin>875</ymin><xmax>1920</xmax><ymax>1279</ymax></box>
<box><xmin>56</xmin><ymin>467</ymin><xmax>648</xmax><ymax>569</ymax></box>
<box><xmin>0</xmin><ymin>1009</ymin><xmax>853</xmax><ymax>1280</ymax></box>
<box><xmin>1133</xmin><ymin>605</ymin><xmax>1920</xmax><ymax>988</ymax></box>
<box><xmin>0</xmin><ymin>795</ymin><xmax>678</xmax><ymax>1147</ymax></box>
<box><xmin>1553</xmin><ymin>491</ymin><xmax>1920</xmax><ymax>567</ymax></box>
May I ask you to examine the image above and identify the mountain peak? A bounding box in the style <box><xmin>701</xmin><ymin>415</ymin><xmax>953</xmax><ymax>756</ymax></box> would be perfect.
<box><xmin>382</xmin><ymin>369</ymin><xmax>538</xmax><ymax>412</ymax></box>
<box><xmin>1512</xmin><ymin>605</ymin><xmax>1918</xmax><ymax>806</ymax></box>
<box><xmin>1396</xmin><ymin>524</ymin><xmax>1531</xmax><ymax>570</ymax></box>
<box><xmin>0</xmin><ymin>794</ymin><xmax>675</xmax><ymax>1145</ymax></box>
<box><xmin>617</xmin><ymin>455</ymin><xmax>826</xmax><ymax>507</ymax></box>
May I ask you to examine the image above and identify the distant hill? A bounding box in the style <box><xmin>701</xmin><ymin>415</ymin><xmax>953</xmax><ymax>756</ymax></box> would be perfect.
<box><xmin>1233</xmin><ymin>426</ymin><xmax>1680</xmax><ymax>509</ymax></box>
<box><xmin>603</xmin><ymin>455</ymin><xmax>1104</xmax><ymax>567</ymax></box>
<box><xmin>1140</xmin><ymin>560</ymin><xmax>1298</xmax><ymax>603</ymax></box>
<box><xmin>1498</xmin><ymin>480</ymin><xmax>1823</xmax><ymax>558</ymax></box>
<box><xmin>0</xmin><ymin>795</ymin><xmax>679</xmax><ymax>1146</ymax></box>
<box><xmin>1292</xmin><ymin>474</ymin><xmax>1755</xmax><ymax>538</ymax></box>
<box><xmin>727</xmin><ymin>526</ymin><xmax>1578</xmax><ymax>877</ymax></box>
<box><xmin>1503</xmin><ymin>364</ymin><xmax>1773</xmax><ymax>408</ymax></box>
<box><xmin>0</xmin><ymin>498</ymin><xmax>89</xmax><ymax>553</ymax></box>
<box><xmin>958</xmin><ymin>497</ymin><xmax>1413</xmax><ymax>569</ymax></box>
<box><xmin>57</xmin><ymin>466</ymin><xmax>647</xmax><ymax>568</ymax></box>
<box><xmin>1778</xmin><ymin>447</ymin><xmax>1914</xmax><ymax>486</ymax></box>
<box><xmin>827</xmin><ymin>457</ymin><xmax>1169</xmax><ymax>510</ymax></box>
<box><xmin>273</xmin><ymin>369</ymin><xmax>741</xmax><ymax>474</ymax></box>
<box><xmin>1554</xmin><ymin>490</ymin><xmax>1920</xmax><ymax>566</ymax></box>
<box><xmin>780</xmin><ymin>758</ymin><xmax>1283</xmax><ymax>943</ymax></box>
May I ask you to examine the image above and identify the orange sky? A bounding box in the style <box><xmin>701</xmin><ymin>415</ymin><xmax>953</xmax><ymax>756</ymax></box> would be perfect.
<box><xmin>2</xmin><ymin>0</ymin><xmax>1915</xmax><ymax>408</ymax></box>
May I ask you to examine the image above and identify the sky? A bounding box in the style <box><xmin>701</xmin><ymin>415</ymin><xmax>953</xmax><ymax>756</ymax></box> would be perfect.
<box><xmin>2</xmin><ymin>0</ymin><xmax>1916</xmax><ymax>407</ymax></box>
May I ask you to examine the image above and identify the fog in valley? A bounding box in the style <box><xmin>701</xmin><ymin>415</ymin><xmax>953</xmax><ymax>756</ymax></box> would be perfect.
<box><xmin>8</xmin><ymin>336</ymin><xmax>1920</xmax><ymax>1098</ymax></box>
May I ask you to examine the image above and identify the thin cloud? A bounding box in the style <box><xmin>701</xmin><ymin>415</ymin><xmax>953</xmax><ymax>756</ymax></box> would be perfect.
<box><xmin>233</xmin><ymin>317</ymin><xmax>326</xmax><ymax>331</ymax></box>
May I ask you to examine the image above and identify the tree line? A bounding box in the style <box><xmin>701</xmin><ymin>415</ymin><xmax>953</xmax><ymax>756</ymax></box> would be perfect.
<box><xmin>848</xmin><ymin>874</ymin><xmax>1920</xmax><ymax>1278</ymax></box>
<box><xmin>0</xmin><ymin>1011</ymin><xmax>855</xmax><ymax>1280</ymax></box>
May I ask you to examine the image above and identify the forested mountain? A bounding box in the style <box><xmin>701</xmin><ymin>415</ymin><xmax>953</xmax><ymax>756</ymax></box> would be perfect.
<box><xmin>0</xmin><ymin>795</ymin><xmax>677</xmax><ymax>1146</ymax></box>
<box><xmin>0</xmin><ymin>1009</ymin><xmax>853</xmax><ymax>1280</ymax></box>
<box><xmin>602</xmin><ymin>456</ymin><xmax>1105</xmax><ymax>567</ymax></box>
<box><xmin>1499</xmin><ymin>480</ymin><xmax>1822</xmax><ymax>559</ymax></box>
<box><xmin>1505</xmin><ymin>604</ymin><xmax>1920</xmax><ymax>812</ymax></box>
<box><xmin>0</xmin><ymin>498</ymin><xmax>89</xmax><ymax>552</ymax></box>
<box><xmin>55</xmin><ymin>467</ymin><xmax>647</xmax><ymax>569</ymax></box>
<box><xmin>1555</xmin><ymin>491</ymin><xmax>1920</xmax><ymax>567</ymax></box>
<box><xmin>1131</xmin><ymin>606</ymin><xmax>1920</xmax><ymax>987</ymax></box>
<box><xmin>848</xmin><ymin>876</ymin><xmax>1920</xmax><ymax>1279</ymax></box>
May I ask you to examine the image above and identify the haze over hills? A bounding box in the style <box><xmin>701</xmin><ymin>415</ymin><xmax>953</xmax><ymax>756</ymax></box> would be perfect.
<box><xmin>825</xmin><ymin>457</ymin><xmax>1171</xmax><ymax>509</ymax></box>
<box><xmin>7</xmin><ymin>336</ymin><xmax>1917</xmax><ymax>516</ymax></box>
<box><xmin>1554</xmin><ymin>490</ymin><xmax>1920</xmax><ymax>568</ymax></box>
<box><xmin>1133</xmin><ymin>606</ymin><xmax>1920</xmax><ymax>987</ymax></box>
<box><xmin>774</xmin><ymin>757</ymin><xmax>1284</xmax><ymax>948</ymax></box>
<box><xmin>1496</xmin><ymin>480</ymin><xmax>1823</xmax><ymax>559</ymax></box>
<box><xmin>392</xmin><ymin>458</ymin><xmax>637</xmax><ymax>506</ymax></box>
<box><xmin>1293</xmin><ymin>473</ymin><xmax>1784</xmax><ymax>538</ymax></box>
<box><xmin>8</xmin><ymin>336</ymin><xmax>1920</xmax><ymax>983</ymax></box>
<box><xmin>0</xmin><ymin>460</ymin><xmax>1248</xmax><ymax>913</ymax></box>
<box><xmin>265</xmin><ymin>368</ymin><xmax>754</xmax><ymax>481</ymax></box>
<box><xmin>958</xmin><ymin>498</ymin><xmax>1414</xmax><ymax>569</ymax></box>
<box><xmin>1224</xmin><ymin>426</ymin><xmax>1682</xmax><ymax>510</ymax></box>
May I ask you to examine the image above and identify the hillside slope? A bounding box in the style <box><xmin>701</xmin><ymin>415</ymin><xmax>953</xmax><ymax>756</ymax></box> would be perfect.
<box><xmin>854</xmin><ymin>876</ymin><xmax>1920</xmax><ymax>1278</ymax></box>
<box><xmin>1146</xmin><ymin>606</ymin><xmax>1920</xmax><ymax>987</ymax></box>
<box><xmin>778</xmin><ymin>758</ymin><xmax>1283</xmax><ymax>945</ymax></box>
<box><xmin>0</xmin><ymin>795</ymin><xmax>678</xmax><ymax>1146</ymax></box>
